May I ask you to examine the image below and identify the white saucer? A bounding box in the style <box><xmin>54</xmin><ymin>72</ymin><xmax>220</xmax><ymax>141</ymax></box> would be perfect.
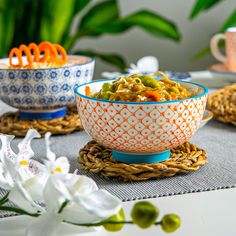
<box><xmin>208</xmin><ymin>64</ymin><xmax>236</xmax><ymax>82</ymax></box>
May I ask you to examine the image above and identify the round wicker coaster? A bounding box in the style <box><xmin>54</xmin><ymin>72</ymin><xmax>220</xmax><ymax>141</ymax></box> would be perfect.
<box><xmin>78</xmin><ymin>141</ymin><xmax>208</xmax><ymax>181</ymax></box>
<box><xmin>0</xmin><ymin>105</ymin><xmax>82</xmax><ymax>136</ymax></box>
<box><xmin>207</xmin><ymin>84</ymin><xmax>236</xmax><ymax>126</ymax></box>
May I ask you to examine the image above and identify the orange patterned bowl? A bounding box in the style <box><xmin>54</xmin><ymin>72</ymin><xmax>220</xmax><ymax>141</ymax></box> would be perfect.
<box><xmin>75</xmin><ymin>80</ymin><xmax>208</xmax><ymax>164</ymax></box>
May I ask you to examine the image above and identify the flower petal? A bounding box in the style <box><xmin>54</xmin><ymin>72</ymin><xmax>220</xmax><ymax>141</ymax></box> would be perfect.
<box><xmin>22</xmin><ymin>176</ymin><xmax>44</xmax><ymax>202</ymax></box>
<box><xmin>26</xmin><ymin>212</ymin><xmax>61</xmax><ymax>236</ymax></box>
<box><xmin>75</xmin><ymin>189</ymin><xmax>121</xmax><ymax>219</ymax></box>
<box><xmin>8</xmin><ymin>185</ymin><xmax>38</xmax><ymax>213</ymax></box>
<box><xmin>0</xmin><ymin>162</ymin><xmax>12</xmax><ymax>190</ymax></box>
<box><xmin>61</xmin><ymin>202</ymin><xmax>101</xmax><ymax>224</ymax></box>
<box><xmin>137</xmin><ymin>56</ymin><xmax>159</xmax><ymax>73</ymax></box>
<box><xmin>28</xmin><ymin>159</ymin><xmax>47</xmax><ymax>177</ymax></box>
<box><xmin>45</xmin><ymin>132</ymin><xmax>56</xmax><ymax>162</ymax></box>
<box><xmin>1</xmin><ymin>153</ymin><xmax>15</xmax><ymax>186</ymax></box>
<box><xmin>17</xmin><ymin>129</ymin><xmax>40</xmax><ymax>161</ymax></box>
<box><xmin>43</xmin><ymin>176</ymin><xmax>71</xmax><ymax>212</ymax></box>
<box><xmin>0</xmin><ymin>134</ymin><xmax>16</xmax><ymax>162</ymax></box>
<box><xmin>65</xmin><ymin>174</ymin><xmax>98</xmax><ymax>196</ymax></box>
<box><xmin>54</xmin><ymin>157</ymin><xmax>70</xmax><ymax>174</ymax></box>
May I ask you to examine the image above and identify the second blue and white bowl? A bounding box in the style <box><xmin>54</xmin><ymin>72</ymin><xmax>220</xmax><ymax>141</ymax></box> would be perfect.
<box><xmin>0</xmin><ymin>55</ymin><xmax>95</xmax><ymax>119</ymax></box>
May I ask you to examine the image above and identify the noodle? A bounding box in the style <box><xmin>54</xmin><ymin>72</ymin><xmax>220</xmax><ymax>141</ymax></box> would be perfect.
<box><xmin>87</xmin><ymin>72</ymin><xmax>191</xmax><ymax>102</ymax></box>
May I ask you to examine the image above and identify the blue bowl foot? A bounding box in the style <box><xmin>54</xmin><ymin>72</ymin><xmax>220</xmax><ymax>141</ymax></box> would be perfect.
<box><xmin>112</xmin><ymin>150</ymin><xmax>171</xmax><ymax>164</ymax></box>
<box><xmin>19</xmin><ymin>107</ymin><xmax>67</xmax><ymax>120</ymax></box>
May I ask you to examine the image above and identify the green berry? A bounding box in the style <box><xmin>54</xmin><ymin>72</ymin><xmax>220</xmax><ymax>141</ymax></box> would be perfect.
<box><xmin>131</xmin><ymin>201</ymin><xmax>159</xmax><ymax>229</ymax></box>
<box><xmin>103</xmin><ymin>208</ymin><xmax>125</xmax><ymax>232</ymax></box>
<box><xmin>161</xmin><ymin>214</ymin><xmax>181</xmax><ymax>233</ymax></box>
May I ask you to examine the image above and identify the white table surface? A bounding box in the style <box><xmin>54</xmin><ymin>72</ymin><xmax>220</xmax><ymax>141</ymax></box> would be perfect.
<box><xmin>0</xmin><ymin>70</ymin><xmax>235</xmax><ymax>236</ymax></box>
<box><xmin>0</xmin><ymin>188</ymin><xmax>235</xmax><ymax>236</ymax></box>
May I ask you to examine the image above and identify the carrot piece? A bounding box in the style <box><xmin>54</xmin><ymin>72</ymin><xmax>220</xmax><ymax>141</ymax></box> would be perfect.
<box><xmin>28</xmin><ymin>43</ymin><xmax>40</xmax><ymax>62</ymax></box>
<box><xmin>9</xmin><ymin>48</ymin><xmax>23</xmax><ymax>68</ymax></box>
<box><xmin>19</xmin><ymin>44</ymin><xmax>33</xmax><ymax>66</ymax></box>
<box><xmin>171</xmin><ymin>94</ymin><xmax>178</xmax><ymax>100</ymax></box>
<box><xmin>38</xmin><ymin>41</ymin><xmax>58</xmax><ymax>62</ymax></box>
<box><xmin>8</xmin><ymin>41</ymin><xmax>67</xmax><ymax>68</ymax></box>
<box><xmin>85</xmin><ymin>86</ymin><xmax>91</xmax><ymax>97</ymax></box>
<box><xmin>54</xmin><ymin>44</ymin><xmax>67</xmax><ymax>62</ymax></box>
<box><xmin>142</xmin><ymin>90</ymin><xmax>161</xmax><ymax>102</ymax></box>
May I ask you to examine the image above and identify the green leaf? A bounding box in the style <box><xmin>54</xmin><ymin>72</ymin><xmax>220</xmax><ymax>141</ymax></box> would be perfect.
<box><xmin>193</xmin><ymin>41</ymin><xmax>225</xmax><ymax>60</ymax></box>
<box><xmin>40</xmin><ymin>0</ymin><xmax>76</xmax><ymax>43</ymax></box>
<box><xmin>78</xmin><ymin>0</ymin><xmax>119</xmax><ymax>36</ymax></box>
<box><xmin>61</xmin><ymin>0</ymin><xmax>92</xmax><ymax>47</ymax></box>
<box><xmin>74</xmin><ymin>0</ymin><xmax>92</xmax><ymax>14</ymax></box>
<box><xmin>11</xmin><ymin>0</ymin><xmax>42</xmax><ymax>46</ymax></box>
<box><xmin>193</xmin><ymin>47</ymin><xmax>211</xmax><ymax>60</ymax></box>
<box><xmin>190</xmin><ymin>0</ymin><xmax>224</xmax><ymax>19</ymax></box>
<box><xmin>193</xmin><ymin>8</ymin><xmax>235</xmax><ymax>59</ymax></box>
<box><xmin>220</xmin><ymin>8</ymin><xmax>236</xmax><ymax>31</ymax></box>
<box><xmin>94</xmin><ymin>10</ymin><xmax>180</xmax><ymax>41</ymax></box>
<box><xmin>0</xmin><ymin>0</ymin><xmax>15</xmax><ymax>57</ymax></box>
<box><xmin>75</xmin><ymin>49</ymin><xmax>127</xmax><ymax>72</ymax></box>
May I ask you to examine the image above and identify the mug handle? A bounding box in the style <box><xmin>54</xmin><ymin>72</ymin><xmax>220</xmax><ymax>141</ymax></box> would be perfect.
<box><xmin>210</xmin><ymin>34</ymin><xmax>226</xmax><ymax>63</ymax></box>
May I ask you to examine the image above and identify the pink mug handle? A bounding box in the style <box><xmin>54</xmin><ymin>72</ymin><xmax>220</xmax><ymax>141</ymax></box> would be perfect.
<box><xmin>210</xmin><ymin>33</ymin><xmax>226</xmax><ymax>63</ymax></box>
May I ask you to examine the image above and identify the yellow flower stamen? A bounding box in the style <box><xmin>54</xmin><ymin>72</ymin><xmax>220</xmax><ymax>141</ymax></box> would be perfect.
<box><xmin>55</xmin><ymin>167</ymin><xmax>62</xmax><ymax>173</ymax></box>
<box><xmin>20</xmin><ymin>160</ymin><xmax>28</xmax><ymax>166</ymax></box>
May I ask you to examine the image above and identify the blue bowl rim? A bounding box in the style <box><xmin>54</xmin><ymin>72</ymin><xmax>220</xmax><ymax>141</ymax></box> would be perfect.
<box><xmin>74</xmin><ymin>79</ymin><xmax>209</xmax><ymax>105</ymax></box>
<box><xmin>0</xmin><ymin>54</ymin><xmax>95</xmax><ymax>72</ymax></box>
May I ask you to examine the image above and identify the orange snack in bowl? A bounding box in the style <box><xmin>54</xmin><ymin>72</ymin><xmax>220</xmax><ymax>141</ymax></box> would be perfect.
<box><xmin>9</xmin><ymin>41</ymin><xmax>67</xmax><ymax>69</ymax></box>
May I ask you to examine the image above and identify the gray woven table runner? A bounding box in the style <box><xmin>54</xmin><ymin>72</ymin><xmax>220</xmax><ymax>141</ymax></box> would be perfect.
<box><xmin>1</xmin><ymin>119</ymin><xmax>235</xmax><ymax>204</ymax></box>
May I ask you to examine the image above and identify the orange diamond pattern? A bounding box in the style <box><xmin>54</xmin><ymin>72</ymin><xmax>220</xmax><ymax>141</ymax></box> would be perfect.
<box><xmin>76</xmin><ymin>95</ymin><xmax>207</xmax><ymax>154</ymax></box>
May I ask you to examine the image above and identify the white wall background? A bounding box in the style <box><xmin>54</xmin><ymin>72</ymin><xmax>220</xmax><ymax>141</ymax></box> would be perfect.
<box><xmin>75</xmin><ymin>0</ymin><xmax>235</xmax><ymax>77</ymax></box>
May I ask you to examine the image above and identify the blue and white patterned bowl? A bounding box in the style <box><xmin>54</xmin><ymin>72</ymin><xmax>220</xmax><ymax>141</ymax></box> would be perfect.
<box><xmin>161</xmin><ymin>70</ymin><xmax>191</xmax><ymax>81</ymax></box>
<box><xmin>0</xmin><ymin>55</ymin><xmax>95</xmax><ymax>119</ymax></box>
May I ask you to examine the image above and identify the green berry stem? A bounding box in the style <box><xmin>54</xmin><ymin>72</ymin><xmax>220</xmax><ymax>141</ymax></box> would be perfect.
<box><xmin>0</xmin><ymin>206</ymin><xmax>40</xmax><ymax>217</ymax></box>
<box><xmin>154</xmin><ymin>222</ymin><xmax>162</xmax><ymax>225</ymax></box>
<box><xmin>57</xmin><ymin>200</ymin><xmax>69</xmax><ymax>214</ymax></box>
<box><xmin>64</xmin><ymin>220</ymin><xmax>163</xmax><ymax>227</ymax></box>
<box><xmin>0</xmin><ymin>192</ymin><xmax>9</xmax><ymax>205</ymax></box>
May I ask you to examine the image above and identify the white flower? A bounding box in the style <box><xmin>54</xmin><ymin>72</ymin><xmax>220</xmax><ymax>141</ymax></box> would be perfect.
<box><xmin>43</xmin><ymin>132</ymin><xmax>70</xmax><ymax>176</ymax></box>
<box><xmin>0</xmin><ymin>135</ymin><xmax>16</xmax><ymax>190</ymax></box>
<box><xmin>102</xmin><ymin>56</ymin><xmax>159</xmax><ymax>79</ymax></box>
<box><xmin>26</xmin><ymin>174</ymin><xmax>121</xmax><ymax>236</ymax></box>
<box><xmin>0</xmin><ymin>130</ymin><xmax>45</xmax><ymax>213</ymax></box>
<box><xmin>0</xmin><ymin>129</ymin><xmax>122</xmax><ymax>236</ymax></box>
<box><xmin>127</xmin><ymin>56</ymin><xmax>159</xmax><ymax>74</ymax></box>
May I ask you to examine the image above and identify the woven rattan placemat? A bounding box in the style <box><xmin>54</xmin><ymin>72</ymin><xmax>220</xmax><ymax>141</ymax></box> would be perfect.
<box><xmin>78</xmin><ymin>140</ymin><xmax>208</xmax><ymax>181</ymax></box>
<box><xmin>0</xmin><ymin>105</ymin><xmax>82</xmax><ymax>136</ymax></box>
<box><xmin>207</xmin><ymin>84</ymin><xmax>236</xmax><ymax>126</ymax></box>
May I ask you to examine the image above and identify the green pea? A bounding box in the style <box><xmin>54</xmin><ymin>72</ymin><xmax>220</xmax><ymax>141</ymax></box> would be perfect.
<box><xmin>168</xmin><ymin>87</ymin><xmax>180</xmax><ymax>93</ymax></box>
<box><xmin>161</xmin><ymin>214</ymin><xmax>181</xmax><ymax>233</ymax></box>
<box><xmin>102</xmin><ymin>92</ymin><xmax>110</xmax><ymax>100</ymax></box>
<box><xmin>140</xmin><ymin>75</ymin><xmax>160</xmax><ymax>88</ymax></box>
<box><xmin>102</xmin><ymin>82</ymin><xmax>112</xmax><ymax>92</ymax></box>
<box><xmin>103</xmin><ymin>208</ymin><xmax>125</xmax><ymax>232</ymax></box>
<box><xmin>131</xmin><ymin>201</ymin><xmax>159</xmax><ymax>229</ymax></box>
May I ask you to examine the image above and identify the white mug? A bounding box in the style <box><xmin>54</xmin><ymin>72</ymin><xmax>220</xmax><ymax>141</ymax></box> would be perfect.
<box><xmin>210</xmin><ymin>27</ymin><xmax>236</xmax><ymax>71</ymax></box>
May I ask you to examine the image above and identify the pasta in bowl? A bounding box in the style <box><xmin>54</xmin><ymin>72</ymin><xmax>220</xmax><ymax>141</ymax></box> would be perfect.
<box><xmin>0</xmin><ymin>42</ymin><xmax>95</xmax><ymax>119</ymax></box>
<box><xmin>75</xmin><ymin>73</ymin><xmax>208</xmax><ymax>164</ymax></box>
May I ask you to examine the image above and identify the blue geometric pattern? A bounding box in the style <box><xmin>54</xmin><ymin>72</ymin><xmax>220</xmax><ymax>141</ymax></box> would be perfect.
<box><xmin>34</xmin><ymin>71</ymin><xmax>44</xmax><ymax>81</ymax></box>
<box><xmin>0</xmin><ymin>55</ymin><xmax>95</xmax><ymax>110</ymax></box>
<box><xmin>21</xmin><ymin>84</ymin><xmax>33</xmax><ymax>94</ymax></box>
<box><xmin>34</xmin><ymin>83</ymin><xmax>47</xmax><ymax>95</ymax></box>
<box><xmin>162</xmin><ymin>71</ymin><xmax>191</xmax><ymax>81</ymax></box>
<box><xmin>21</xmin><ymin>71</ymin><xmax>29</xmax><ymax>80</ymax></box>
